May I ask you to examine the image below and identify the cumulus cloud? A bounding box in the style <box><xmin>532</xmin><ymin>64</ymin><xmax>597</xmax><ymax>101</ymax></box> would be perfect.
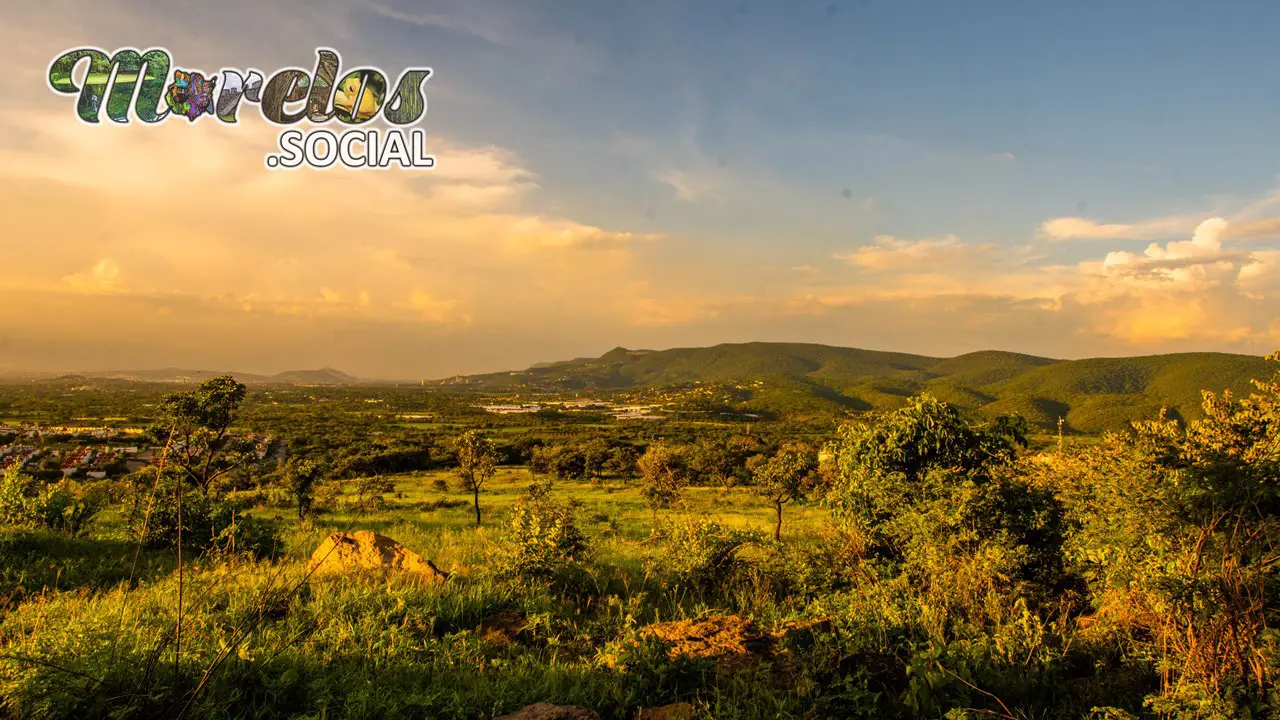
<box><xmin>800</xmin><ymin>216</ymin><xmax>1280</xmax><ymax>351</ymax></box>
<box><xmin>0</xmin><ymin>107</ymin><xmax>677</xmax><ymax>369</ymax></box>
<box><xmin>62</xmin><ymin>258</ymin><xmax>121</xmax><ymax>293</ymax></box>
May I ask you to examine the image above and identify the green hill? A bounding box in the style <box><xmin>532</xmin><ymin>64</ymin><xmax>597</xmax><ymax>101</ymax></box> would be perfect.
<box><xmin>435</xmin><ymin>343</ymin><xmax>1274</xmax><ymax>432</ymax></box>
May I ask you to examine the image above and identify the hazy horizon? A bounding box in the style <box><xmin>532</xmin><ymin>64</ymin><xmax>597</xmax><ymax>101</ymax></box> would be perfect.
<box><xmin>2</xmin><ymin>340</ymin><xmax>1272</xmax><ymax>382</ymax></box>
<box><xmin>4</xmin><ymin>1</ymin><xmax>1280</xmax><ymax>378</ymax></box>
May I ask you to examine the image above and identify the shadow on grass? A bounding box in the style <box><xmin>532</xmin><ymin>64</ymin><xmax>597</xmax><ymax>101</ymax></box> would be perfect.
<box><xmin>0</xmin><ymin>528</ymin><xmax>176</xmax><ymax>606</ymax></box>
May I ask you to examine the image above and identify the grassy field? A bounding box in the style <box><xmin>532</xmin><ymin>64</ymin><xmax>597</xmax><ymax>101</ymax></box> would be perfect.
<box><xmin>0</xmin><ymin>469</ymin><xmax>850</xmax><ymax>719</ymax></box>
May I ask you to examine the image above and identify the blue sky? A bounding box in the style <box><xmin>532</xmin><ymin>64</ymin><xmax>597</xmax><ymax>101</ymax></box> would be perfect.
<box><xmin>388</xmin><ymin>0</ymin><xmax>1280</xmax><ymax>237</ymax></box>
<box><xmin>2</xmin><ymin>0</ymin><xmax>1280</xmax><ymax>376</ymax></box>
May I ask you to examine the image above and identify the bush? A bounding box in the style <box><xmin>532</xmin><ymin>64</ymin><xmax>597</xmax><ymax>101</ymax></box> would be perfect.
<box><xmin>653</xmin><ymin>516</ymin><xmax>765</xmax><ymax>591</ymax></box>
<box><xmin>497</xmin><ymin>490</ymin><xmax>590</xmax><ymax>579</ymax></box>
<box><xmin>0</xmin><ymin>465</ymin><xmax>103</xmax><ymax>535</ymax></box>
<box><xmin>126</xmin><ymin>477</ymin><xmax>279</xmax><ymax>557</ymax></box>
<box><xmin>1049</xmin><ymin>356</ymin><xmax>1280</xmax><ymax>718</ymax></box>
<box><xmin>346</xmin><ymin>475</ymin><xmax>394</xmax><ymax>514</ymax></box>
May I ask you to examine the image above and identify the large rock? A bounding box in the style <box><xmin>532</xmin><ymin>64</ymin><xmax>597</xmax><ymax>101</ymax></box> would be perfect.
<box><xmin>494</xmin><ymin>704</ymin><xmax>600</xmax><ymax>720</ymax></box>
<box><xmin>307</xmin><ymin>531</ymin><xmax>448</xmax><ymax>582</ymax></box>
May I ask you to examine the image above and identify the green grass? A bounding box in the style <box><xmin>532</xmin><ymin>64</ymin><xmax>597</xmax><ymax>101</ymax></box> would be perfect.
<box><xmin>0</xmin><ymin>470</ymin><xmax>847</xmax><ymax>719</ymax></box>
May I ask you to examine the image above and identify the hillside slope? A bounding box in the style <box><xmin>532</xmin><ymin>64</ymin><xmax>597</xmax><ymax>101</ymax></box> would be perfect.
<box><xmin>434</xmin><ymin>343</ymin><xmax>1273</xmax><ymax>432</ymax></box>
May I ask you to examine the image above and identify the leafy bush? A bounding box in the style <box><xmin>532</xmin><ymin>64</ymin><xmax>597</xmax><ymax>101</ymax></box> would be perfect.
<box><xmin>1048</xmin><ymin>353</ymin><xmax>1280</xmax><ymax>718</ymax></box>
<box><xmin>827</xmin><ymin>395</ymin><xmax>1068</xmax><ymax>618</ymax></box>
<box><xmin>654</xmin><ymin>516</ymin><xmax>765</xmax><ymax>591</ymax></box>
<box><xmin>126</xmin><ymin>477</ymin><xmax>279</xmax><ymax>557</ymax></box>
<box><xmin>345</xmin><ymin>475</ymin><xmax>394</xmax><ymax>514</ymax></box>
<box><xmin>497</xmin><ymin>489</ymin><xmax>590</xmax><ymax>579</ymax></box>
<box><xmin>0</xmin><ymin>465</ymin><xmax>103</xmax><ymax>535</ymax></box>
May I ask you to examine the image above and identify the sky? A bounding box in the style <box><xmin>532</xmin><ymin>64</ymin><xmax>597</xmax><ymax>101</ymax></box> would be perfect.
<box><xmin>3</xmin><ymin>0</ymin><xmax>1280</xmax><ymax>379</ymax></box>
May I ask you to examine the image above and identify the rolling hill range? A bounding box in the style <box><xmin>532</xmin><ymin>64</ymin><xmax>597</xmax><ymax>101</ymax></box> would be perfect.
<box><xmin>435</xmin><ymin>343</ymin><xmax>1275</xmax><ymax>433</ymax></box>
<box><xmin>0</xmin><ymin>367</ymin><xmax>363</xmax><ymax>386</ymax></box>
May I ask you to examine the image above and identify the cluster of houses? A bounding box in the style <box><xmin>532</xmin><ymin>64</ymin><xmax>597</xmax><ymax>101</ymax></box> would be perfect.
<box><xmin>0</xmin><ymin>443</ymin><xmax>138</xmax><ymax>478</ymax></box>
<box><xmin>477</xmin><ymin>400</ymin><xmax>667</xmax><ymax>421</ymax></box>
<box><xmin>0</xmin><ymin>423</ymin><xmax>280</xmax><ymax>478</ymax></box>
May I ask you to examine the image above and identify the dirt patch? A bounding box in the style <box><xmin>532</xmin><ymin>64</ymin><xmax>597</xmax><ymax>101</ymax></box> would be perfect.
<box><xmin>493</xmin><ymin>703</ymin><xmax>600</xmax><ymax>720</ymax></box>
<box><xmin>636</xmin><ymin>703</ymin><xmax>695</xmax><ymax>720</ymax></box>
<box><xmin>641</xmin><ymin>615</ymin><xmax>774</xmax><ymax>673</ymax></box>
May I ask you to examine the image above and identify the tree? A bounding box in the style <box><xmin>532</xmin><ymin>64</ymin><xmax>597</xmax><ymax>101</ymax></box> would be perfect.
<box><xmin>603</xmin><ymin>444</ymin><xmax>640</xmax><ymax>478</ymax></box>
<box><xmin>687</xmin><ymin>440</ymin><xmax>738</xmax><ymax>487</ymax></box>
<box><xmin>152</xmin><ymin>376</ymin><xmax>252</xmax><ymax>496</ymax></box>
<box><xmin>827</xmin><ymin>394</ymin><xmax>1060</xmax><ymax>610</ymax></box>
<box><xmin>455</xmin><ymin>430</ymin><xmax>497</xmax><ymax>526</ymax></box>
<box><xmin>637</xmin><ymin>443</ymin><xmax>688</xmax><ymax>515</ymax></box>
<box><xmin>1050</xmin><ymin>352</ymin><xmax>1280</xmax><ymax>715</ymax></box>
<box><xmin>284</xmin><ymin>458</ymin><xmax>325</xmax><ymax>519</ymax></box>
<box><xmin>752</xmin><ymin>443</ymin><xmax>817</xmax><ymax>540</ymax></box>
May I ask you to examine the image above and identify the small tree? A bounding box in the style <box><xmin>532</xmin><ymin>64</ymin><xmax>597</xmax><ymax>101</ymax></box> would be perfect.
<box><xmin>283</xmin><ymin>458</ymin><xmax>325</xmax><ymax>519</ymax></box>
<box><xmin>753</xmin><ymin>443</ymin><xmax>817</xmax><ymax>541</ymax></box>
<box><xmin>455</xmin><ymin>430</ymin><xmax>497</xmax><ymax>526</ymax></box>
<box><xmin>152</xmin><ymin>375</ymin><xmax>253</xmax><ymax>496</ymax></box>
<box><xmin>637</xmin><ymin>443</ymin><xmax>688</xmax><ymax>515</ymax></box>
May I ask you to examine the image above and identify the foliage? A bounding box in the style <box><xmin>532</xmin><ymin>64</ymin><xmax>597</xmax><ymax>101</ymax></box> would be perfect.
<box><xmin>348</xmin><ymin>475</ymin><xmax>394</xmax><ymax>514</ymax></box>
<box><xmin>637</xmin><ymin>443</ymin><xmax>689</xmax><ymax>512</ymax></box>
<box><xmin>654</xmin><ymin>516</ymin><xmax>766</xmax><ymax>592</ymax></box>
<box><xmin>282</xmin><ymin>457</ymin><xmax>326</xmax><ymax>519</ymax></box>
<box><xmin>751</xmin><ymin>442</ymin><xmax>817</xmax><ymax>540</ymax></box>
<box><xmin>828</xmin><ymin>395</ymin><xmax>1067</xmax><ymax>622</ymax></box>
<box><xmin>150</xmin><ymin>376</ymin><xmax>253</xmax><ymax>495</ymax></box>
<box><xmin>0</xmin><ymin>465</ymin><xmax>103</xmax><ymax>535</ymax></box>
<box><xmin>530</xmin><ymin>444</ymin><xmax>588</xmax><ymax>481</ymax></box>
<box><xmin>1050</xmin><ymin>352</ymin><xmax>1280</xmax><ymax>718</ymax></box>
<box><xmin>497</xmin><ymin>486</ymin><xmax>590</xmax><ymax>580</ymax></box>
<box><xmin>126</xmin><ymin>476</ymin><xmax>279</xmax><ymax>557</ymax></box>
<box><xmin>455</xmin><ymin>430</ymin><xmax>498</xmax><ymax>526</ymax></box>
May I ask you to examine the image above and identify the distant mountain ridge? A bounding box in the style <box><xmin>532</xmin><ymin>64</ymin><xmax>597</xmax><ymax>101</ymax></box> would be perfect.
<box><xmin>3</xmin><ymin>367</ymin><xmax>363</xmax><ymax>386</ymax></box>
<box><xmin>431</xmin><ymin>342</ymin><xmax>1274</xmax><ymax>433</ymax></box>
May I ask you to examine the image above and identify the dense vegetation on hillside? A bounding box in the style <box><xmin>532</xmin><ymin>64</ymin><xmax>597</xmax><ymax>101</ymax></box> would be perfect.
<box><xmin>0</xmin><ymin>351</ymin><xmax>1277</xmax><ymax>718</ymax></box>
<box><xmin>440</xmin><ymin>343</ymin><xmax>1271</xmax><ymax>433</ymax></box>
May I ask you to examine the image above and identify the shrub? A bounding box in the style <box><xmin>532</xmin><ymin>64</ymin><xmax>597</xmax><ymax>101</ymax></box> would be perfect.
<box><xmin>653</xmin><ymin>516</ymin><xmax>765</xmax><ymax>591</ymax></box>
<box><xmin>827</xmin><ymin>395</ymin><xmax>1067</xmax><ymax>617</ymax></box>
<box><xmin>0</xmin><ymin>465</ymin><xmax>103</xmax><ymax>534</ymax></box>
<box><xmin>348</xmin><ymin>475</ymin><xmax>394</xmax><ymax>514</ymax></box>
<box><xmin>637</xmin><ymin>444</ymin><xmax>689</xmax><ymax>512</ymax></box>
<box><xmin>497</xmin><ymin>490</ymin><xmax>590</xmax><ymax>579</ymax></box>
<box><xmin>1051</xmin><ymin>355</ymin><xmax>1280</xmax><ymax>717</ymax></box>
<box><xmin>127</xmin><ymin>477</ymin><xmax>279</xmax><ymax>557</ymax></box>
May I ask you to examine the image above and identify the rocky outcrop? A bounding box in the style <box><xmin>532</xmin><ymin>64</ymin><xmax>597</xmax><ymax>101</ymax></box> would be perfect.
<box><xmin>307</xmin><ymin>531</ymin><xmax>448</xmax><ymax>582</ymax></box>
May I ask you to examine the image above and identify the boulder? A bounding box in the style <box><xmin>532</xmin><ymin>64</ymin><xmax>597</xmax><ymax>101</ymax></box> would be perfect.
<box><xmin>494</xmin><ymin>704</ymin><xmax>600</xmax><ymax>720</ymax></box>
<box><xmin>307</xmin><ymin>531</ymin><xmax>448</xmax><ymax>582</ymax></box>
